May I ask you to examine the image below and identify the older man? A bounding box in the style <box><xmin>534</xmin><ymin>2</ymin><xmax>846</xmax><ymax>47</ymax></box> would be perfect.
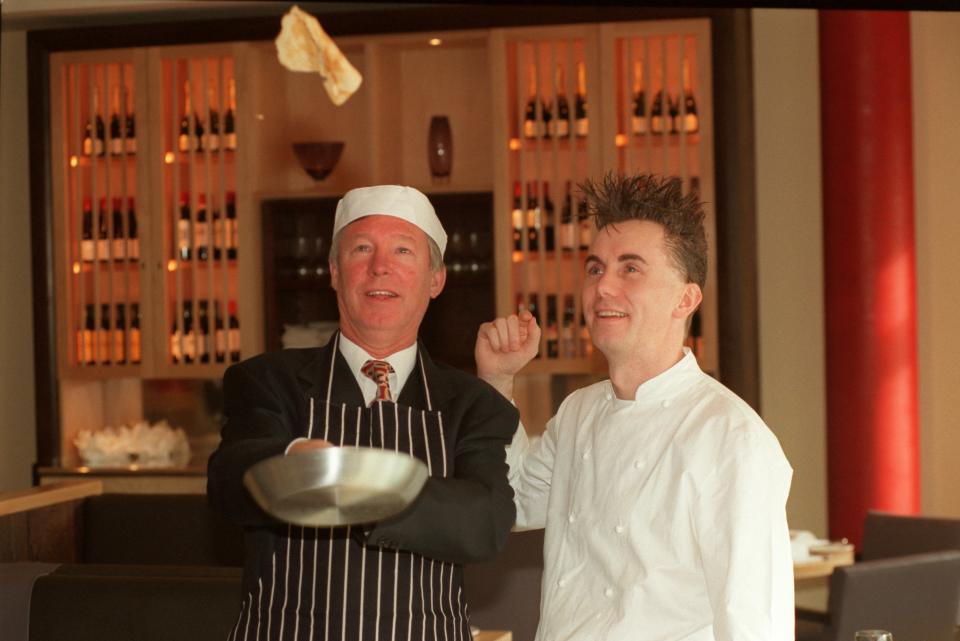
<box><xmin>476</xmin><ymin>173</ymin><xmax>794</xmax><ymax>641</ymax></box>
<box><xmin>208</xmin><ymin>185</ymin><xmax>518</xmax><ymax>641</ymax></box>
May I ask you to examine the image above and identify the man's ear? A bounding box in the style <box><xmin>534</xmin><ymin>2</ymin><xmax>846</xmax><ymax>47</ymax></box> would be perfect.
<box><xmin>675</xmin><ymin>282</ymin><xmax>702</xmax><ymax>319</ymax></box>
<box><xmin>329</xmin><ymin>260</ymin><xmax>339</xmax><ymax>291</ymax></box>
<box><xmin>429</xmin><ymin>265</ymin><xmax>447</xmax><ymax>299</ymax></box>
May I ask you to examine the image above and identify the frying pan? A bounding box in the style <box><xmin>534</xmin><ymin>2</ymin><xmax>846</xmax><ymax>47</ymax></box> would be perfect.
<box><xmin>243</xmin><ymin>446</ymin><xmax>428</xmax><ymax>527</ymax></box>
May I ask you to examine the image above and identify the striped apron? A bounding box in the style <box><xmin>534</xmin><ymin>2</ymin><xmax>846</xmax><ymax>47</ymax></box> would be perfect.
<box><xmin>229</xmin><ymin>338</ymin><xmax>471</xmax><ymax>641</ymax></box>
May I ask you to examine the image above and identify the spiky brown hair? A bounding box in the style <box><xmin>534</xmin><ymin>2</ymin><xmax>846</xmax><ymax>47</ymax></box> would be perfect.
<box><xmin>578</xmin><ymin>172</ymin><xmax>707</xmax><ymax>288</ymax></box>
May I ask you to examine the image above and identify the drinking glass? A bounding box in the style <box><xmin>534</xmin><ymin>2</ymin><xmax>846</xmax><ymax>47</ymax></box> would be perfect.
<box><xmin>311</xmin><ymin>237</ymin><xmax>328</xmax><ymax>280</ymax></box>
<box><xmin>446</xmin><ymin>231</ymin><xmax>464</xmax><ymax>273</ymax></box>
<box><xmin>854</xmin><ymin>631</ymin><xmax>893</xmax><ymax>641</ymax></box>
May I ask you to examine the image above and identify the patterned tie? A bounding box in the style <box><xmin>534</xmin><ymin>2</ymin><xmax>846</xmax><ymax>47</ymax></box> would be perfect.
<box><xmin>361</xmin><ymin>359</ymin><xmax>395</xmax><ymax>403</ymax></box>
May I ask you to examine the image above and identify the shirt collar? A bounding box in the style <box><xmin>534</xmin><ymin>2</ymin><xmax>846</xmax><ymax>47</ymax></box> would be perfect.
<box><xmin>611</xmin><ymin>347</ymin><xmax>702</xmax><ymax>405</ymax></box>
<box><xmin>338</xmin><ymin>333</ymin><xmax>418</xmax><ymax>398</ymax></box>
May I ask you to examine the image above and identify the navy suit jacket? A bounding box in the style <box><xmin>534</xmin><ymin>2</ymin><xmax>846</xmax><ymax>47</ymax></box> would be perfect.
<box><xmin>207</xmin><ymin>336</ymin><xmax>519</xmax><ymax>573</ymax></box>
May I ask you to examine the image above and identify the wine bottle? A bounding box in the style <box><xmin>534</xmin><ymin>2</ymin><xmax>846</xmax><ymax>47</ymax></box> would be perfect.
<box><xmin>214</xmin><ymin>301</ymin><xmax>226</xmax><ymax>363</ymax></box>
<box><xmin>129</xmin><ymin>303</ymin><xmax>141</xmax><ymax>364</ymax></box>
<box><xmin>523</xmin><ymin>66</ymin><xmax>545</xmax><ymax>140</ymax></box>
<box><xmin>197</xmin><ymin>300</ymin><xmax>211</xmax><ymax>364</ymax></box>
<box><xmin>542</xmin><ymin>93</ymin><xmax>553</xmax><ymax>139</ymax></box>
<box><xmin>560</xmin><ymin>181</ymin><xmax>575</xmax><ymax>251</ymax></box>
<box><xmin>79</xmin><ymin>304</ymin><xmax>95</xmax><ymax>365</ymax></box>
<box><xmin>668</xmin><ymin>94</ymin><xmax>680</xmax><ymax>135</ymax></box>
<box><xmin>126</xmin><ymin>197</ymin><xmax>139</xmax><ymax>261</ymax></box>
<box><xmin>182</xmin><ymin>300</ymin><xmax>196</xmax><ymax>364</ymax></box>
<box><xmin>123</xmin><ymin>85</ymin><xmax>137</xmax><ymax>154</ymax></box>
<box><xmin>177</xmin><ymin>192</ymin><xmax>192</xmax><ymax>261</ymax></box>
<box><xmin>81</xmin><ymin>197</ymin><xmax>95</xmax><ymax>262</ymax></box>
<box><xmin>528</xmin><ymin>294</ymin><xmax>541</xmax><ymax>358</ymax></box>
<box><xmin>109</xmin><ymin>85</ymin><xmax>124</xmax><ymax>156</ymax></box>
<box><xmin>113</xmin><ymin>304</ymin><xmax>126</xmax><ymax>365</ymax></box>
<box><xmin>577</xmin><ymin>196</ymin><xmax>591</xmax><ymax>251</ymax></box>
<box><xmin>171</xmin><ymin>305</ymin><xmax>182</xmax><ymax>364</ymax></box>
<box><xmin>511</xmin><ymin>180</ymin><xmax>523</xmax><ymax>252</ymax></box>
<box><xmin>178</xmin><ymin>82</ymin><xmax>204</xmax><ymax>153</ymax></box>
<box><xmin>225</xmin><ymin>191</ymin><xmax>238</xmax><ymax>259</ymax></box>
<box><xmin>228</xmin><ymin>300</ymin><xmax>241</xmax><ymax>363</ymax></box>
<box><xmin>83</xmin><ymin>88</ymin><xmax>106</xmax><ymax>156</ymax></box>
<box><xmin>194</xmin><ymin>193</ymin><xmax>209</xmax><ymax>261</ymax></box>
<box><xmin>224</xmin><ymin>78</ymin><xmax>237</xmax><ymax>151</ymax></box>
<box><xmin>631</xmin><ymin>60</ymin><xmax>647</xmax><ymax>136</ymax></box>
<box><xmin>98</xmin><ymin>304</ymin><xmax>111</xmax><ymax>365</ymax></box>
<box><xmin>111</xmin><ymin>197</ymin><xmax>126</xmax><ymax>260</ymax></box>
<box><xmin>681</xmin><ymin>58</ymin><xmax>700</xmax><ymax>134</ymax></box>
<box><xmin>650</xmin><ymin>65</ymin><xmax>665</xmax><ymax>135</ymax></box>
<box><xmin>574</xmin><ymin>62</ymin><xmax>588</xmax><ymax>137</ymax></box>
<box><xmin>97</xmin><ymin>198</ymin><xmax>110</xmax><ymax>260</ymax></box>
<box><xmin>579</xmin><ymin>311</ymin><xmax>593</xmax><ymax>356</ymax></box>
<box><xmin>212</xmin><ymin>200</ymin><xmax>223</xmax><ymax>260</ymax></box>
<box><xmin>561</xmin><ymin>295</ymin><xmax>576</xmax><ymax>357</ymax></box>
<box><xmin>552</xmin><ymin>64</ymin><xmax>571</xmax><ymax>138</ymax></box>
<box><xmin>526</xmin><ymin>182</ymin><xmax>541</xmax><ymax>252</ymax></box>
<box><xmin>205</xmin><ymin>85</ymin><xmax>220</xmax><ymax>152</ymax></box>
<box><xmin>545</xmin><ymin>295</ymin><xmax>559</xmax><ymax>358</ymax></box>
<box><xmin>543</xmin><ymin>181</ymin><xmax>555</xmax><ymax>252</ymax></box>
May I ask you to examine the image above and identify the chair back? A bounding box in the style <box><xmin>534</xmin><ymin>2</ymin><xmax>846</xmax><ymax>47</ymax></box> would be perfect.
<box><xmin>822</xmin><ymin>550</ymin><xmax>960</xmax><ymax>641</ymax></box>
<box><xmin>463</xmin><ymin>529</ymin><xmax>544</xmax><ymax>641</ymax></box>
<box><xmin>28</xmin><ymin>564</ymin><xmax>242</xmax><ymax>641</ymax></box>
<box><xmin>82</xmin><ymin>493</ymin><xmax>244</xmax><ymax>566</ymax></box>
<box><xmin>862</xmin><ymin>510</ymin><xmax>960</xmax><ymax>561</ymax></box>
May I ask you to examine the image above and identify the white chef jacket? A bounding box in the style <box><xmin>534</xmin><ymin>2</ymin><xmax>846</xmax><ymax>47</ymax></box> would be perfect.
<box><xmin>507</xmin><ymin>348</ymin><xmax>794</xmax><ymax>641</ymax></box>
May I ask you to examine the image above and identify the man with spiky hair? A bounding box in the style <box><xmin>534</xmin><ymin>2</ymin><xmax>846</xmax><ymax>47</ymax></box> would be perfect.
<box><xmin>475</xmin><ymin>173</ymin><xmax>794</xmax><ymax>641</ymax></box>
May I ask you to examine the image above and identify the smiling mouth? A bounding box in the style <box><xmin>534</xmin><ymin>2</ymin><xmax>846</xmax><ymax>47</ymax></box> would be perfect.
<box><xmin>366</xmin><ymin>290</ymin><xmax>399</xmax><ymax>298</ymax></box>
<box><xmin>595</xmin><ymin>310</ymin><xmax>628</xmax><ymax>318</ymax></box>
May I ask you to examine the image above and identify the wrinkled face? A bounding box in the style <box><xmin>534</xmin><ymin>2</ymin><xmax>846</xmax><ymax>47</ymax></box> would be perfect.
<box><xmin>581</xmin><ymin>219</ymin><xmax>699</xmax><ymax>364</ymax></box>
<box><xmin>330</xmin><ymin>215</ymin><xmax>446</xmax><ymax>352</ymax></box>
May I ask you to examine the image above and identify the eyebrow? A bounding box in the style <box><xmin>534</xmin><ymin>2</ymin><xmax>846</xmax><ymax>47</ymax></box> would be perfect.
<box><xmin>584</xmin><ymin>253</ymin><xmax>648</xmax><ymax>265</ymax></box>
<box><xmin>350</xmin><ymin>232</ymin><xmax>418</xmax><ymax>244</ymax></box>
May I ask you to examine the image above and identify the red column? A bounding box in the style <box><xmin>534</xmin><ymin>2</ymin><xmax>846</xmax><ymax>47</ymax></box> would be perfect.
<box><xmin>819</xmin><ymin>10</ymin><xmax>920</xmax><ymax>548</ymax></box>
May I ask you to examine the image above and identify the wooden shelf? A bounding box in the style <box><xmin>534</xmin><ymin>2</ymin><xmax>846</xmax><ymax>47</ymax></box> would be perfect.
<box><xmin>74</xmin><ymin>258</ymin><xmax>142</xmax><ymax>271</ymax></box>
<box><xmin>618</xmin><ymin>131</ymin><xmax>700</xmax><ymax>148</ymax></box>
<box><xmin>63</xmin><ymin>362</ymin><xmax>143</xmax><ymax>379</ymax></box>
<box><xmin>71</xmin><ymin>152</ymin><xmax>138</xmax><ymax>166</ymax></box>
<box><xmin>509</xmin><ymin>135</ymin><xmax>589</xmax><ymax>153</ymax></box>
<box><xmin>166</xmin><ymin>148</ymin><xmax>236</xmax><ymax>164</ymax></box>
<box><xmin>0</xmin><ymin>480</ymin><xmax>104</xmax><ymax>518</ymax></box>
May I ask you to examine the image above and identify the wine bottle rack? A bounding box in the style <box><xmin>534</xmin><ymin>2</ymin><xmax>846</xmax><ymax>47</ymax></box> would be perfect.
<box><xmin>159</xmin><ymin>53</ymin><xmax>241</xmax><ymax>374</ymax></box>
<box><xmin>51</xmin><ymin>46</ymin><xmax>245</xmax><ymax>379</ymax></box>
<box><xmin>58</xmin><ymin>58</ymin><xmax>143</xmax><ymax>374</ymax></box>
<box><xmin>496</xmin><ymin>20</ymin><xmax>717</xmax><ymax>376</ymax></box>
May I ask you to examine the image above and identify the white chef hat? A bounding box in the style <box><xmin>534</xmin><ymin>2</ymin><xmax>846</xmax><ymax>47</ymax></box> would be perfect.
<box><xmin>333</xmin><ymin>185</ymin><xmax>447</xmax><ymax>256</ymax></box>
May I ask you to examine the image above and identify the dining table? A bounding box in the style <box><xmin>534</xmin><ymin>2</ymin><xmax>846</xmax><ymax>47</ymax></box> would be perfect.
<box><xmin>793</xmin><ymin>547</ymin><xmax>856</xmax><ymax>580</ymax></box>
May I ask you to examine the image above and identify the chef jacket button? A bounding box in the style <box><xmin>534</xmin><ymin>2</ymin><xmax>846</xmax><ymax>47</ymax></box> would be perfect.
<box><xmin>633</xmin><ymin>460</ymin><xmax>643</xmax><ymax>469</ymax></box>
<box><xmin>582</xmin><ymin>451</ymin><xmax>590</xmax><ymax>460</ymax></box>
<box><xmin>662</xmin><ymin>399</ymin><xmax>671</xmax><ymax>408</ymax></box>
<box><xmin>605</xmin><ymin>393</ymin><xmax>612</xmax><ymax>401</ymax></box>
<box><xmin>615</xmin><ymin>525</ymin><xmax>625</xmax><ymax>534</ymax></box>
<box><xmin>558</xmin><ymin>578</ymin><xmax>567</xmax><ymax>588</ymax></box>
<box><xmin>604</xmin><ymin>587</ymin><xmax>614</xmax><ymax>598</ymax></box>
<box><xmin>568</xmin><ymin>514</ymin><xmax>576</xmax><ymax>523</ymax></box>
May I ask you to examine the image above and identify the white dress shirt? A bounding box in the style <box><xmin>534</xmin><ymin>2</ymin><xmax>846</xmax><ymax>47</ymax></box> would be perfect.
<box><xmin>507</xmin><ymin>349</ymin><xmax>795</xmax><ymax>641</ymax></box>
<box><xmin>286</xmin><ymin>335</ymin><xmax>418</xmax><ymax>452</ymax></box>
<box><xmin>336</xmin><ymin>333</ymin><xmax>417</xmax><ymax>406</ymax></box>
